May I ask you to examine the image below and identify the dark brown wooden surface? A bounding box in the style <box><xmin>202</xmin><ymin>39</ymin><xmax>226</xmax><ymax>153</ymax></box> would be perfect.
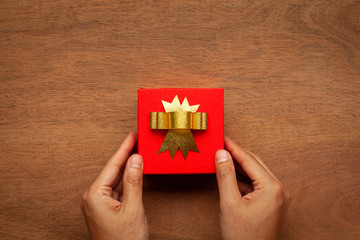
<box><xmin>1</xmin><ymin>0</ymin><xmax>359</xmax><ymax>239</ymax></box>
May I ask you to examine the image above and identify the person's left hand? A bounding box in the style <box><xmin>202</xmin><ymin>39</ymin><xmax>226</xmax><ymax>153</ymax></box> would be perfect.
<box><xmin>81</xmin><ymin>132</ymin><xmax>149</xmax><ymax>240</ymax></box>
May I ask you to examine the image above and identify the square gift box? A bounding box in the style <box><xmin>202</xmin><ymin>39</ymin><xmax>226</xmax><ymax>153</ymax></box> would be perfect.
<box><xmin>138</xmin><ymin>88</ymin><xmax>224</xmax><ymax>174</ymax></box>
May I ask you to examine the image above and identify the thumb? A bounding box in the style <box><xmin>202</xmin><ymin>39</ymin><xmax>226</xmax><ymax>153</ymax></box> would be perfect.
<box><xmin>215</xmin><ymin>150</ymin><xmax>242</xmax><ymax>205</ymax></box>
<box><xmin>122</xmin><ymin>154</ymin><xmax>144</xmax><ymax>211</ymax></box>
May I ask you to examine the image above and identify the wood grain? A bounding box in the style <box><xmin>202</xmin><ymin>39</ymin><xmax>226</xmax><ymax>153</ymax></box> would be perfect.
<box><xmin>0</xmin><ymin>0</ymin><xmax>359</xmax><ymax>239</ymax></box>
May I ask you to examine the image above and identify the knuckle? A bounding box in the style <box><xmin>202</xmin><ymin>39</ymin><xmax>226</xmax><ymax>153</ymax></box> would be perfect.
<box><xmin>266</xmin><ymin>180</ymin><xmax>292</xmax><ymax>209</ymax></box>
<box><xmin>80</xmin><ymin>189</ymin><xmax>89</xmax><ymax>211</ymax></box>
<box><xmin>82</xmin><ymin>189</ymin><xmax>89</xmax><ymax>202</ymax></box>
<box><xmin>270</xmin><ymin>181</ymin><xmax>286</xmax><ymax>203</ymax></box>
<box><xmin>125</xmin><ymin>174</ymin><xmax>142</xmax><ymax>187</ymax></box>
<box><xmin>286</xmin><ymin>190</ymin><xmax>292</xmax><ymax>205</ymax></box>
<box><xmin>273</xmin><ymin>182</ymin><xmax>283</xmax><ymax>195</ymax></box>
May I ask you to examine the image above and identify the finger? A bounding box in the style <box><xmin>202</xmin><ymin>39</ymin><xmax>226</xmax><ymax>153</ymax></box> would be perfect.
<box><xmin>112</xmin><ymin>166</ymin><xmax>126</xmax><ymax>200</ymax></box>
<box><xmin>224</xmin><ymin>137</ymin><xmax>271</xmax><ymax>189</ymax></box>
<box><xmin>94</xmin><ymin>132</ymin><xmax>137</xmax><ymax>188</ymax></box>
<box><xmin>215</xmin><ymin>150</ymin><xmax>242</xmax><ymax>204</ymax></box>
<box><xmin>121</xmin><ymin>154</ymin><xmax>144</xmax><ymax>210</ymax></box>
<box><xmin>246</xmin><ymin>150</ymin><xmax>279</xmax><ymax>181</ymax></box>
<box><xmin>234</xmin><ymin>161</ymin><xmax>247</xmax><ymax>176</ymax></box>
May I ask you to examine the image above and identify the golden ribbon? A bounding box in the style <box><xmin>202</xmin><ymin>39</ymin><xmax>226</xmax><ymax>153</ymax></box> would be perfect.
<box><xmin>150</xmin><ymin>95</ymin><xmax>208</xmax><ymax>159</ymax></box>
<box><xmin>150</xmin><ymin>112</ymin><xmax>207</xmax><ymax>130</ymax></box>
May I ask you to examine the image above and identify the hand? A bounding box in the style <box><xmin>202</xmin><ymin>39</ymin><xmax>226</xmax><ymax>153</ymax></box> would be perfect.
<box><xmin>215</xmin><ymin>137</ymin><xmax>291</xmax><ymax>240</ymax></box>
<box><xmin>81</xmin><ymin>132</ymin><xmax>149</xmax><ymax>240</ymax></box>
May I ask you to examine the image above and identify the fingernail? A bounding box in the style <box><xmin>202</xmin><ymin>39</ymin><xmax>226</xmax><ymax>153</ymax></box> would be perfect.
<box><xmin>130</xmin><ymin>155</ymin><xmax>142</xmax><ymax>169</ymax></box>
<box><xmin>215</xmin><ymin>150</ymin><xmax>228</xmax><ymax>164</ymax></box>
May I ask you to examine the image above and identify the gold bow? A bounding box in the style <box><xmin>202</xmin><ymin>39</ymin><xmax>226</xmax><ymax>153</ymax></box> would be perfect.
<box><xmin>150</xmin><ymin>95</ymin><xmax>207</xmax><ymax>159</ymax></box>
<box><xmin>150</xmin><ymin>112</ymin><xmax>207</xmax><ymax>130</ymax></box>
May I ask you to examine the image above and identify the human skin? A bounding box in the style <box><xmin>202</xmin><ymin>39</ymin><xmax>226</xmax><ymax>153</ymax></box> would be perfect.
<box><xmin>81</xmin><ymin>132</ymin><xmax>149</xmax><ymax>240</ymax></box>
<box><xmin>81</xmin><ymin>133</ymin><xmax>290</xmax><ymax>240</ymax></box>
<box><xmin>214</xmin><ymin>137</ymin><xmax>292</xmax><ymax>240</ymax></box>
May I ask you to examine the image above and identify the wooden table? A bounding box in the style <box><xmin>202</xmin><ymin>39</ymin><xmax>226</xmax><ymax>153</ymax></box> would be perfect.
<box><xmin>1</xmin><ymin>1</ymin><xmax>359</xmax><ymax>239</ymax></box>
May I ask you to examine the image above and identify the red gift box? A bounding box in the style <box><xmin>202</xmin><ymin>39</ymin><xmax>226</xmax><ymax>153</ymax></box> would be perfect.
<box><xmin>138</xmin><ymin>88</ymin><xmax>224</xmax><ymax>174</ymax></box>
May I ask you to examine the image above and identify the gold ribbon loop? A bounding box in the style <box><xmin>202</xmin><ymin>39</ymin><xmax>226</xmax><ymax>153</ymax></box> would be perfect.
<box><xmin>150</xmin><ymin>111</ymin><xmax>207</xmax><ymax>130</ymax></box>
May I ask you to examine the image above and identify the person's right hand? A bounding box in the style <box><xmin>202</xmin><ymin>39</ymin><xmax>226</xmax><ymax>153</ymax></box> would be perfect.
<box><xmin>215</xmin><ymin>137</ymin><xmax>291</xmax><ymax>240</ymax></box>
<box><xmin>81</xmin><ymin>132</ymin><xmax>149</xmax><ymax>240</ymax></box>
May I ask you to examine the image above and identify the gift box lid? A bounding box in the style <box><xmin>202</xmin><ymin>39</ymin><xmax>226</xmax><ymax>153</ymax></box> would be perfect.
<box><xmin>138</xmin><ymin>88</ymin><xmax>224</xmax><ymax>174</ymax></box>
